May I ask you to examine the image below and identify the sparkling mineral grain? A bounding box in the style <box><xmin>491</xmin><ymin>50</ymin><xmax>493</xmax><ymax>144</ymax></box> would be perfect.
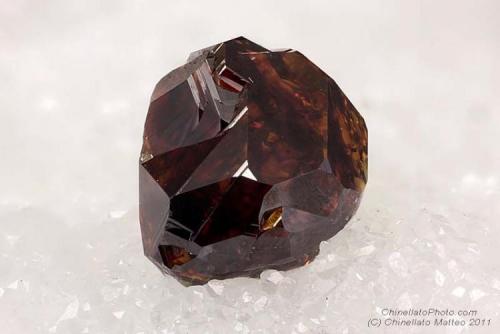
<box><xmin>139</xmin><ymin>37</ymin><xmax>368</xmax><ymax>285</ymax></box>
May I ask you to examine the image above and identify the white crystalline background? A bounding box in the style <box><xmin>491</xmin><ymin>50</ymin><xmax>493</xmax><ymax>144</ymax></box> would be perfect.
<box><xmin>1</xmin><ymin>1</ymin><xmax>499</xmax><ymax>333</ymax></box>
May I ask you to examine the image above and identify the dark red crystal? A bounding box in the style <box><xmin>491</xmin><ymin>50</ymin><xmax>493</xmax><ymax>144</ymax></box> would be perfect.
<box><xmin>139</xmin><ymin>37</ymin><xmax>368</xmax><ymax>285</ymax></box>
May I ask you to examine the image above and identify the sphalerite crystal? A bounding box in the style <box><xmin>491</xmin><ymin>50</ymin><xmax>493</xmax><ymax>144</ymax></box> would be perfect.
<box><xmin>139</xmin><ymin>37</ymin><xmax>368</xmax><ymax>286</ymax></box>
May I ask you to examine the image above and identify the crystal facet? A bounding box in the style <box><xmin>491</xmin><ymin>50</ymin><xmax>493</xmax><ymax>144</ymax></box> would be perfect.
<box><xmin>139</xmin><ymin>37</ymin><xmax>368</xmax><ymax>285</ymax></box>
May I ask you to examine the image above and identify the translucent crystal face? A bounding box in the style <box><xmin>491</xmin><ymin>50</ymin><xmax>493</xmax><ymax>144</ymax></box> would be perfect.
<box><xmin>139</xmin><ymin>37</ymin><xmax>367</xmax><ymax>285</ymax></box>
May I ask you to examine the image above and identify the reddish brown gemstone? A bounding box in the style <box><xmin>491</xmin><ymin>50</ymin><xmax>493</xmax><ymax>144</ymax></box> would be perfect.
<box><xmin>139</xmin><ymin>37</ymin><xmax>368</xmax><ymax>286</ymax></box>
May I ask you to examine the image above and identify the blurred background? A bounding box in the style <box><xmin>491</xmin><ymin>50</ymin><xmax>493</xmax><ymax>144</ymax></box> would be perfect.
<box><xmin>1</xmin><ymin>1</ymin><xmax>499</xmax><ymax>333</ymax></box>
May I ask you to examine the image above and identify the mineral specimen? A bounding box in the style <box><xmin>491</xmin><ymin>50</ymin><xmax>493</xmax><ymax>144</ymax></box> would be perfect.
<box><xmin>139</xmin><ymin>37</ymin><xmax>367</xmax><ymax>285</ymax></box>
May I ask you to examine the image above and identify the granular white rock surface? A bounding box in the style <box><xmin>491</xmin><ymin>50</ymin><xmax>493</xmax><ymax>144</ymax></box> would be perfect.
<box><xmin>1</xmin><ymin>1</ymin><xmax>499</xmax><ymax>333</ymax></box>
